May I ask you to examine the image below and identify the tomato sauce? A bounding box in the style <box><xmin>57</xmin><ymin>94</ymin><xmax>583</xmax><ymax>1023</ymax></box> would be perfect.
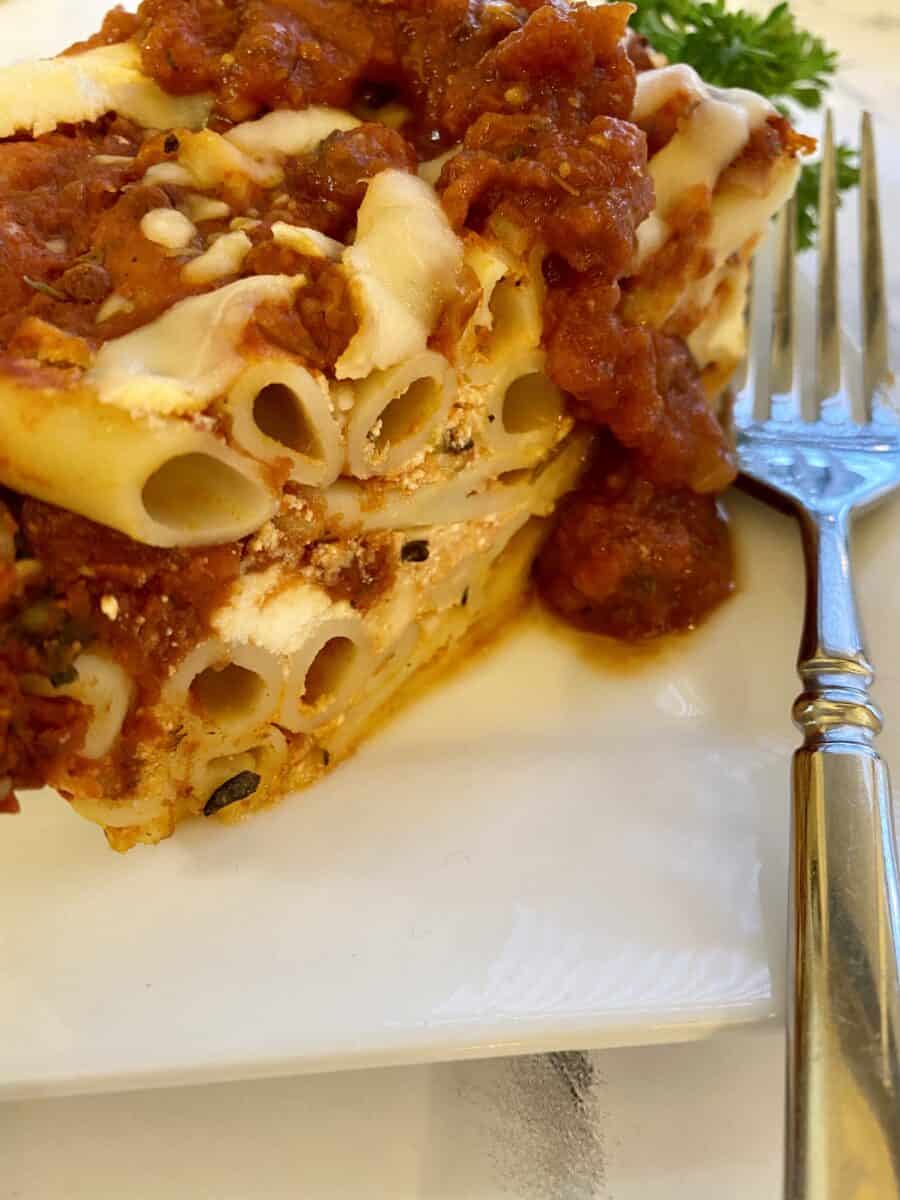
<box><xmin>536</xmin><ymin>431</ymin><xmax>734</xmax><ymax>639</ymax></box>
<box><xmin>19</xmin><ymin>500</ymin><xmax>242</xmax><ymax>701</ymax></box>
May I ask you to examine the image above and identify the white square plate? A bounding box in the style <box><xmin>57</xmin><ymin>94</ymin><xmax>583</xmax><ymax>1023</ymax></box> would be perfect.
<box><xmin>2</xmin><ymin>1</ymin><xmax>899</xmax><ymax>1101</ymax></box>
<box><xmin>4</xmin><ymin>488</ymin><xmax>898</xmax><ymax>1098</ymax></box>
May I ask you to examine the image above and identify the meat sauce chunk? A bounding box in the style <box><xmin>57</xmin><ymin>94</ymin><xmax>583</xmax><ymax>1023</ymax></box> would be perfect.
<box><xmin>537</xmin><ymin>439</ymin><xmax>734</xmax><ymax>640</ymax></box>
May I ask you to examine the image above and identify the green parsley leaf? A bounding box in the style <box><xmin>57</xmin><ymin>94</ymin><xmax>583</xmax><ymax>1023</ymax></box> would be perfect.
<box><xmin>631</xmin><ymin>0</ymin><xmax>837</xmax><ymax>107</ymax></box>
<box><xmin>795</xmin><ymin>143</ymin><xmax>861</xmax><ymax>251</ymax></box>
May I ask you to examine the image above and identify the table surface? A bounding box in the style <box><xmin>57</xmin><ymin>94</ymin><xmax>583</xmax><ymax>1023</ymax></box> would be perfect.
<box><xmin>3</xmin><ymin>0</ymin><xmax>899</xmax><ymax>1197</ymax></box>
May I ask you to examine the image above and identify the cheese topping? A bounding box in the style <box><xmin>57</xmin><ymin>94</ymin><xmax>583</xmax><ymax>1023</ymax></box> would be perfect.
<box><xmin>140</xmin><ymin>208</ymin><xmax>197</xmax><ymax>251</ymax></box>
<box><xmin>143</xmin><ymin>162</ymin><xmax>196</xmax><ymax>188</ymax></box>
<box><xmin>272</xmin><ymin>222</ymin><xmax>343</xmax><ymax>260</ymax></box>
<box><xmin>336</xmin><ymin>169</ymin><xmax>464</xmax><ymax>380</ymax></box>
<box><xmin>87</xmin><ymin>275</ymin><xmax>304</xmax><ymax>415</ymax></box>
<box><xmin>0</xmin><ymin>43</ymin><xmax>213</xmax><ymax>139</ymax></box>
<box><xmin>225</xmin><ymin>108</ymin><xmax>360</xmax><ymax>160</ymax></box>
<box><xmin>96</xmin><ymin>293</ymin><xmax>135</xmax><ymax>323</ymax></box>
<box><xmin>178</xmin><ymin>130</ymin><xmax>283</xmax><ymax>190</ymax></box>
<box><xmin>181</xmin><ymin>231</ymin><xmax>253</xmax><ymax>285</ymax></box>
<box><xmin>182</xmin><ymin>194</ymin><xmax>232</xmax><ymax>224</ymax></box>
<box><xmin>634</xmin><ymin>64</ymin><xmax>774</xmax><ymax>267</ymax></box>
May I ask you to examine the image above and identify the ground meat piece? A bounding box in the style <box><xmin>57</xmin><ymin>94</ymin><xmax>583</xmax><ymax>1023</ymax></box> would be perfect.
<box><xmin>129</xmin><ymin>0</ymin><xmax>636</xmax><ymax>148</ymax></box>
<box><xmin>137</xmin><ymin>0</ymin><xmax>239</xmax><ymax>95</ymax></box>
<box><xmin>0</xmin><ymin>504</ymin><xmax>15</xmax><ymax>602</ymax></box>
<box><xmin>440</xmin><ymin>113</ymin><xmax>652</xmax><ymax>276</ymax></box>
<box><xmin>545</xmin><ymin>277</ymin><xmax>735</xmax><ymax>494</ymax></box>
<box><xmin>58</xmin><ymin>261</ymin><xmax>113</xmax><ymax>302</ymax></box>
<box><xmin>245</xmin><ymin>245</ymin><xmax>358</xmax><ymax>371</ymax></box>
<box><xmin>282</xmin><ymin>124</ymin><xmax>417</xmax><ymax>240</ymax></box>
<box><xmin>625</xmin><ymin>31</ymin><xmax>656</xmax><ymax>74</ymax></box>
<box><xmin>20</xmin><ymin>500</ymin><xmax>241</xmax><ymax>705</ymax></box>
<box><xmin>536</xmin><ymin>439</ymin><xmax>734</xmax><ymax>639</ymax></box>
<box><xmin>633</xmin><ymin>334</ymin><xmax>736</xmax><ymax>493</ymax></box>
<box><xmin>0</xmin><ymin>665</ymin><xmax>89</xmax><ymax>791</ymax></box>
<box><xmin>430</xmin><ymin>2</ymin><xmax>635</xmax><ymax>143</ymax></box>
<box><xmin>0</xmin><ymin>499</ymin><xmax>90</xmax><ymax>791</ymax></box>
<box><xmin>90</xmin><ymin>183</ymin><xmax>190</xmax><ymax>307</ymax></box>
<box><xmin>136</xmin><ymin>0</ymin><xmax>379</xmax><ymax>122</ymax></box>
<box><xmin>0</xmin><ymin>120</ymin><xmax>142</xmax><ymax>348</ymax></box>
<box><xmin>544</xmin><ymin>272</ymin><xmax>656</xmax><ymax>425</ymax></box>
<box><xmin>217</xmin><ymin>0</ymin><xmax>379</xmax><ymax>123</ymax></box>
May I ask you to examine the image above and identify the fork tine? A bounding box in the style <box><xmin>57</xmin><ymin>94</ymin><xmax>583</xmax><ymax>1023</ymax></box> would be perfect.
<box><xmin>768</xmin><ymin>195</ymin><xmax>797</xmax><ymax>415</ymax></box>
<box><xmin>815</xmin><ymin>110</ymin><xmax>841</xmax><ymax>409</ymax></box>
<box><xmin>860</xmin><ymin>111</ymin><xmax>890</xmax><ymax>419</ymax></box>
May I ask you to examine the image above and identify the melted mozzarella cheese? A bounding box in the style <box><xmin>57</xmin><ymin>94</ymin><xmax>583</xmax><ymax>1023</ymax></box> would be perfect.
<box><xmin>96</xmin><ymin>293</ymin><xmax>135</xmax><ymax>323</ymax></box>
<box><xmin>336</xmin><ymin>169</ymin><xmax>463</xmax><ymax>380</ymax></box>
<box><xmin>634</xmin><ymin>64</ymin><xmax>774</xmax><ymax>267</ymax></box>
<box><xmin>178</xmin><ymin>130</ymin><xmax>282</xmax><ymax>190</ymax></box>
<box><xmin>0</xmin><ymin>43</ymin><xmax>212</xmax><ymax>138</ymax></box>
<box><xmin>225</xmin><ymin>108</ymin><xmax>359</xmax><ymax>159</ymax></box>
<box><xmin>87</xmin><ymin>276</ymin><xmax>304</xmax><ymax>415</ymax></box>
<box><xmin>182</xmin><ymin>195</ymin><xmax>232</xmax><ymax>224</ymax></box>
<box><xmin>182</xmin><ymin>231</ymin><xmax>253</xmax><ymax>285</ymax></box>
<box><xmin>143</xmin><ymin>162</ymin><xmax>196</xmax><ymax>188</ymax></box>
<box><xmin>272</xmin><ymin>222</ymin><xmax>343</xmax><ymax>260</ymax></box>
<box><xmin>140</xmin><ymin>208</ymin><xmax>197</xmax><ymax>251</ymax></box>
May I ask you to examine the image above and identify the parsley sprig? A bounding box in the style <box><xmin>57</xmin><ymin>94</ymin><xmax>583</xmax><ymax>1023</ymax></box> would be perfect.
<box><xmin>630</xmin><ymin>0</ymin><xmax>855</xmax><ymax>249</ymax></box>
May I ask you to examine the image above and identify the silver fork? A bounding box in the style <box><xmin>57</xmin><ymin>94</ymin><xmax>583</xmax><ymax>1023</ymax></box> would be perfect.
<box><xmin>735</xmin><ymin>112</ymin><xmax>900</xmax><ymax>1200</ymax></box>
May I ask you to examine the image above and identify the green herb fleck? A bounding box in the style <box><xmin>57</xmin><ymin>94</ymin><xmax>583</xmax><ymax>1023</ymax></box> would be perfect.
<box><xmin>631</xmin><ymin>0</ymin><xmax>836</xmax><ymax>108</ymax></box>
<box><xmin>203</xmin><ymin>771</ymin><xmax>261</xmax><ymax>816</ymax></box>
<box><xmin>23</xmin><ymin>276</ymin><xmax>66</xmax><ymax>301</ymax></box>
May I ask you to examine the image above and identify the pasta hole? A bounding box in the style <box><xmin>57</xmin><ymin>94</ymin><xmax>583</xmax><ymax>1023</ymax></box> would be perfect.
<box><xmin>142</xmin><ymin>453</ymin><xmax>266</xmax><ymax>536</ymax></box>
<box><xmin>302</xmin><ymin>637</ymin><xmax>358</xmax><ymax>708</ymax></box>
<box><xmin>483</xmin><ymin>278</ymin><xmax>520</xmax><ymax>356</ymax></box>
<box><xmin>253</xmin><ymin>383</ymin><xmax>321</xmax><ymax>459</ymax></box>
<box><xmin>373</xmin><ymin>377</ymin><xmax>441</xmax><ymax>451</ymax></box>
<box><xmin>502</xmin><ymin>372</ymin><xmax>564</xmax><ymax>435</ymax></box>
<box><xmin>190</xmin><ymin>663</ymin><xmax>266</xmax><ymax>725</ymax></box>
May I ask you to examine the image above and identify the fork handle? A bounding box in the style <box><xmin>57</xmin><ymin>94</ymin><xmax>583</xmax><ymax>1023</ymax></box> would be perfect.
<box><xmin>786</xmin><ymin>510</ymin><xmax>900</xmax><ymax>1200</ymax></box>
